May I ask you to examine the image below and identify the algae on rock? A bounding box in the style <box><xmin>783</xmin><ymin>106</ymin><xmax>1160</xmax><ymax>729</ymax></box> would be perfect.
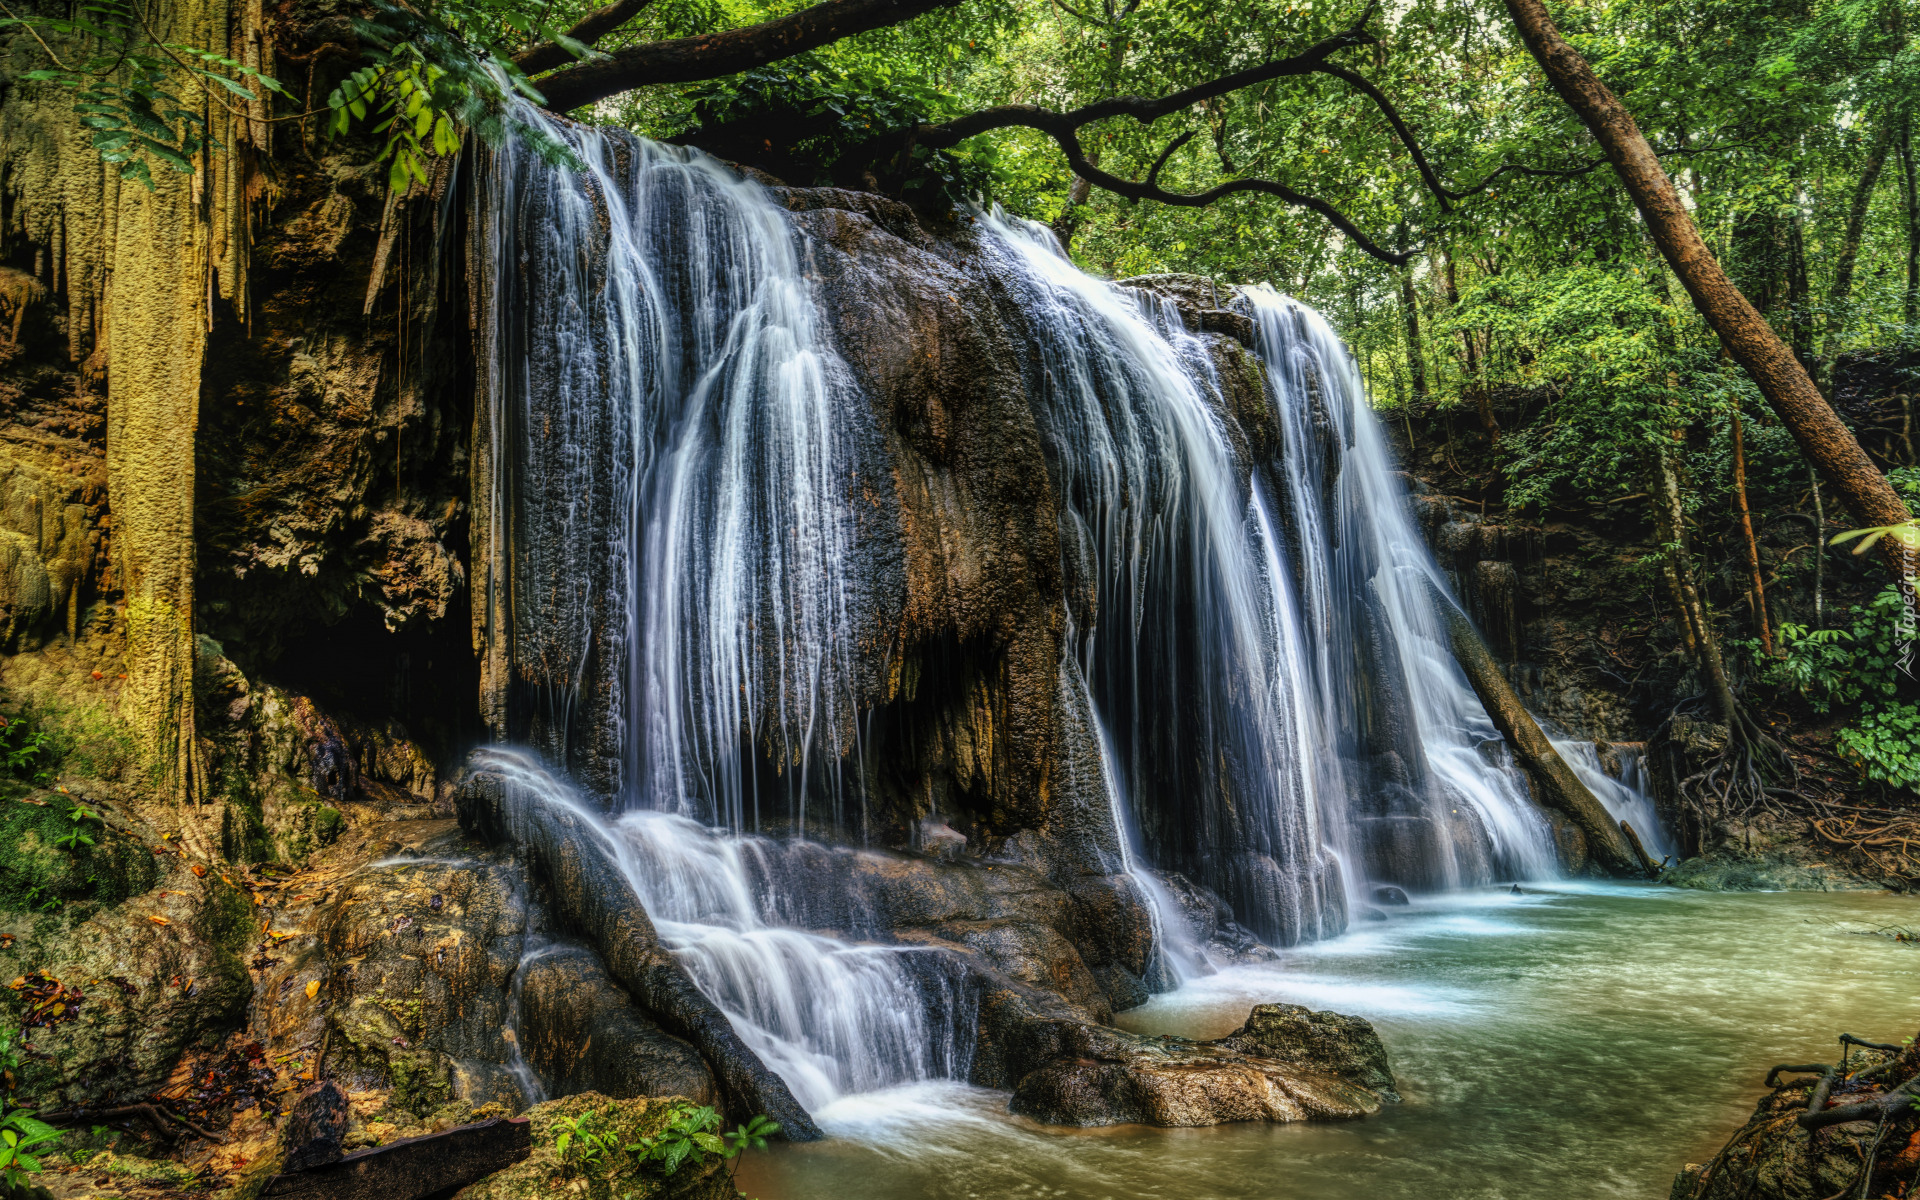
<box><xmin>456</xmin><ymin>1093</ymin><xmax>735</xmax><ymax>1200</ymax></box>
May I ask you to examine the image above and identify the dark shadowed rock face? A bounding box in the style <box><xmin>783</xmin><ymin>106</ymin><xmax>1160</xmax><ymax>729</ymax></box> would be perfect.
<box><xmin>515</xmin><ymin>946</ymin><xmax>717</xmax><ymax>1106</ymax></box>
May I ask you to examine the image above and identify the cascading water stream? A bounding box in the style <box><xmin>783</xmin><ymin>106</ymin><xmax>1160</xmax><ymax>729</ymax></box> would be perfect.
<box><xmin>476</xmin><ymin>748</ymin><xmax>960</xmax><ymax>1113</ymax></box>
<box><xmin>479</xmin><ymin>121</ymin><xmax>1666</xmax><ymax>1114</ymax></box>
<box><xmin>1240</xmin><ymin>286</ymin><xmax>1562</xmax><ymax>888</ymax></box>
<box><xmin>982</xmin><ymin>213</ymin><xmax>1345</xmax><ymax>948</ymax></box>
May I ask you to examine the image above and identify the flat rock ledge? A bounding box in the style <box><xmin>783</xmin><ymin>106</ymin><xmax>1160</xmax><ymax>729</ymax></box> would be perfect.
<box><xmin>1010</xmin><ymin>1003</ymin><xmax>1397</xmax><ymax>1127</ymax></box>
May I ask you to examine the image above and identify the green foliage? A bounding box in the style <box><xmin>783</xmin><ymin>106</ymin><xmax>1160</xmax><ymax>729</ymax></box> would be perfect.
<box><xmin>1</xmin><ymin>0</ymin><xmax>285</xmax><ymax>187</ymax></box>
<box><xmin>53</xmin><ymin>800</ymin><xmax>103</xmax><ymax>852</ymax></box>
<box><xmin>1837</xmin><ymin>702</ymin><xmax>1920</xmax><ymax>790</ymax></box>
<box><xmin>550</xmin><ymin>1101</ymin><xmax>774</xmax><ymax>1186</ymax></box>
<box><xmin>1751</xmin><ymin>586</ymin><xmax>1920</xmax><ymax>792</ymax></box>
<box><xmin>624</xmin><ymin>1102</ymin><xmax>776</xmax><ymax>1180</ymax></box>
<box><xmin>667</xmin><ymin>55</ymin><xmax>998</xmax><ymax>209</ymax></box>
<box><xmin>328</xmin><ymin>0</ymin><xmax>584</xmax><ymax>193</ymax></box>
<box><xmin>0</xmin><ymin>716</ymin><xmax>52</xmax><ymax>788</ymax></box>
<box><xmin>0</xmin><ymin>1030</ymin><xmax>58</xmax><ymax>1191</ymax></box>
<box><xmin>623</xmin><ymin>1102</ymin><xmax>724</xmax><ymax>1175</ymax></box>
<box><xmin>554</xmin><ymin>1108</ymin><xmax>620</xmax><ymax>1169</ymax></box>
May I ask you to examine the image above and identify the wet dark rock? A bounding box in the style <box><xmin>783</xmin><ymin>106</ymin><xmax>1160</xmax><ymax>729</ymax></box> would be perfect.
<box><xmin>516</xmin><ymin>946</ymin><xmax>718</xmax><ymax>1105</ymax></box>
<box><xmin>1156</xmin><ymin>872</ymin><xmax>1276</xmax><ymax>964</ymax></box>
<box><xmin>1006</xmin><ymin>1005</ymin><xmax>1390</xmax><ymax>1127</ymax></box>
<box><xmin>1361</xmin><ymin>906</ymin><xmax>1388</xmax><ymax>921</ymax></box>
<box><xmin>1216</xmin><ymin>1003</ymin><xmax>1400</xmax><ymax>1102</ymax></box>
<box><xmin>1372</xmin><ymin>885</ymin><xmax>1409</xmax><ymax>906</ymax></box>
<box><xmin>281</xmin><ymin>1081</ymin><xmax>351</xmax><ymax>1171</ymax></box>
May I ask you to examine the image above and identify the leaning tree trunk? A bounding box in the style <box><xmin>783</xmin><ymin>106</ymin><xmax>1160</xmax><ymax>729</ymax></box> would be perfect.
<box><xmin>1503</xmin><ymin>0</ymin><xmax>1914</xmax><ymax>581</ymax></box>
<box><xmin>1423</xmin><ymin>579</ymin><xmax>1645</xmax><ymax>877</ymax></box>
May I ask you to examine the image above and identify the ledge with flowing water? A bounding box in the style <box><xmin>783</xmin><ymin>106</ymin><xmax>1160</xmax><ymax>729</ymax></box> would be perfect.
<box><xmin>458</xmin><ymin>119</ymin><xmax>1670</xmax><ymax>1136</ymax></box>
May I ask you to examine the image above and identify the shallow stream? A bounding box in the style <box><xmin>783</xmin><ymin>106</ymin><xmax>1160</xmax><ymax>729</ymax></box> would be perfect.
<box><xmin>736</xmin><ymin>884</ymin><xmax>1917</xmax><ymax>1200</ymax></box>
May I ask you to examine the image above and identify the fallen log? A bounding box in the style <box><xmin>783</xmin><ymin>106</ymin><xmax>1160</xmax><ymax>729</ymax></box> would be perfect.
<box><xmin>262</xmin><ymin>1116</ymin><xmax>530</xmax><ymax>1200</ymax></box>
<box><xmin>1423</xmin><ymin>578</ymin><xmax>1644</xmax><ymax>878</ymax></box>
<box><xmin>459</xmin><ymin>758</ymin><xmax>824</xmax><ymax>1141</ymax></box>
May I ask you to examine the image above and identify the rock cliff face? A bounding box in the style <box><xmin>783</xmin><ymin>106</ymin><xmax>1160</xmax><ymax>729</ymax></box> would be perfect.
<box><xmin>0</xmin><ymin>47</ymin><xmax>1423</xmax><ymax>1186</ymax></box>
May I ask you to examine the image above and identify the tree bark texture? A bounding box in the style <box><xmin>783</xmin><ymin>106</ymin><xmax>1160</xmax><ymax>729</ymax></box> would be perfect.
<box><xmin>1502</xmin><ymin>0</ymin><xmax>1913</xmax><ymax>581</ymax></box>
<box><xmin>1398</xmin><ymin>265</ymin><xmax>1428</xmax><ymax>402</ymax></box>
<box><xmin>1423</xmin><ymin>578</ymin><xmax>1643</xmax><ymax>876</ymax></box>
<box><xmin>534</xmin><ymin>0</ymin><xmax>959</xmax><ymax>112</ymax></box>
<box><xmin>262</xmin><ymin>1117</ymin><xmax>531</xmax><ymax>1200</ymax></box>
<box><xmin>1902</xmin><ymin>120</ymin><xmax>1919</xmax><ymax>330</ymax></box>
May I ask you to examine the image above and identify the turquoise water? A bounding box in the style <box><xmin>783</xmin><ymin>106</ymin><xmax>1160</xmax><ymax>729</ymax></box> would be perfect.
<box><xmin>734</xmin><ymin>884</ymin><xmax>1919</xmax><ymax>1200</ymax></box>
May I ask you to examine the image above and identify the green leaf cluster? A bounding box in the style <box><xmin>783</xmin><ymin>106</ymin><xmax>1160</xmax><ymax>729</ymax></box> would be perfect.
<box><xmin>1</xmin><ymin>0</ymin><xmax>285</xmax><ymax>187</ymax></box>
<box><xmin>329</xmin><ymin>0</ymin><xmax>585</xmax><ymax>193</ymax></box>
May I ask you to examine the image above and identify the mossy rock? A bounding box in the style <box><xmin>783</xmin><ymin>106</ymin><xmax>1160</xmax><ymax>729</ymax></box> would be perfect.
<box><xmin>1662</xmin><ymin>851</ymin><xmax>1880</xmax><ymax>892</ymax></box>
<box><xmin>84</xmin><ymin>1150</ymin><xmax>201</xmax><ymax>1185</ymax></box>
<box><xmin>458</xmin><ymin>1093</ymin><xmax>734</xmax><ymax>1200</ymax></box>
<box><xmin>0</xmin><ymin>794</ymin><xmax>159</xmax><ymax>911</ymax></box>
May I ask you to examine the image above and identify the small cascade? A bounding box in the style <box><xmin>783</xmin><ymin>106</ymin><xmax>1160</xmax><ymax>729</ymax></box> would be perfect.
<box><xmin>1241</xmin><ymin>287</ymin><xmax>1561</xmax><ymax>888</ymax></box>
<box><xmin>1560</xmin><ymin>740</ymin><xmax>1675</xmax><ymax>866</ymax></box>
<box><xmin>983</xmin><ymin>213</ymin><xmax>1345</xmax><ymax>948</ymax></box>
<box><xmin>477</xmin><ymin>749</ymin><xmax>964</xmax><ymax>1113</ymax></box>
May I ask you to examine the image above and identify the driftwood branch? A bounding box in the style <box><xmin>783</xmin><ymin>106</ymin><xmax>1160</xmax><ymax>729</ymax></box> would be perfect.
<box><xmin>263</xmin><ymin>1116</ymin><xmax>531</xmax><ymax>1200</ymax></box>
<box><xmin>45</xmin><ymin>1102</ymin><xmax>225</xmax><ymax>1145</ymax></box>
<box><xmin>1797</xmin><ymin>1074</ymin><xmax>1920</xmax><ymax>1131</ymax></box>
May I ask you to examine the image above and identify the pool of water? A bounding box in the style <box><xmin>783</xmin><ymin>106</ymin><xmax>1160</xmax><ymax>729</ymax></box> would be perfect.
<box><xmin>734</xmin><ymin>883</ymin><xmax>1919</xmax><ymax>1200</ymax></box>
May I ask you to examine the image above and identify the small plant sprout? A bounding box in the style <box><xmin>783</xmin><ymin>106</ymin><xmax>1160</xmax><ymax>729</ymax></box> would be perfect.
<box><xmin>55</xmin><ymin>801</ymin><xmax>103</xmax><ymax>851</ymax></box>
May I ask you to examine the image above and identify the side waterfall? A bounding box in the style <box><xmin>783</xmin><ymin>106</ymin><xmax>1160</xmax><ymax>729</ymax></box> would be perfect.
<box><xmin>477</xmin><ymin>127</ymin><xmax>1662</xmax><ymax>1111</ymax></box>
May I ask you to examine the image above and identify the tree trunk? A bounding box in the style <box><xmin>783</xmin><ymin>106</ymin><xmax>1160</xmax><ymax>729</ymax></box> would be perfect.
<box><xmin>1444</xmin><ymin>251</ymin><xmax>1498</xmax><ymax>443</ymax></box>
<box><xmin>1398</xmin><ymin>265</ymin><xmax>1428</xmax><ymax>402</ymax></box>
<box><xmin>1650</xmin><ymin>445</ymin><xmax>1741</xmax><ymax>727</ymax></box>
<box><xmin>1423</xmin><ymin>579</ymin><xmax>1644</xmax><ymax>877</ymax></box>
<box><xmin>1823</xmin><ymin>124</ymin><xmax>1892</xmax><ymax>368</ymax></box>
<box><xmin>1731</xmin><ymin>403</ymin><xmax>1773</xmax><ymax>655</ymax></box>
<box><xmin>1502</xmin><ymin>0</ymin><xmax>1913</xmax><ymax>582</ymax></box>
<box><xmin>1901</xmin><ymin>120</ymin><xmax>1919</xmax><ymax>331</ymax></box>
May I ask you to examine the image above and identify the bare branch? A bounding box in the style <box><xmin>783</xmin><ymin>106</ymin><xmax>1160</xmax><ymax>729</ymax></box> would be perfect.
<box><xmin>513</xmin><ymin>0</ymin><xmax>657</xmax><ymax>77</ymax></box>
<box><xmin>899</xmin><ymin>8</ymin><xmax>1417</xmax><ymax>265</ymax></box>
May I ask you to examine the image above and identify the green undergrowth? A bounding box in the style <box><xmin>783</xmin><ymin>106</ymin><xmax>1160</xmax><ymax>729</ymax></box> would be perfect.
<box><xmin>0</xmin><ymin>795</ymin><xmax>158</xmax><ymax>913</ymax></box>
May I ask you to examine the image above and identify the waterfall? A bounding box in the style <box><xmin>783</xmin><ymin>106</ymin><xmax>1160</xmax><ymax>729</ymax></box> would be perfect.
<box><xmin>1239</xmin><ymin>287</ymin><xmax>1561</xmax><ymax>888</ymax></box>
<box><xmin>477</xmin><ymin>120</ymin><xmax>1660</xmax><ymax>1113</ymax></box>
<box><xmin>476</xmin><ymin>748</ymin><xmax>963</xmax><ymax>1113</ymax></box>
<box><xmin>475</xmin><ymin>115</ymin><xmax>870</xmax><ymax>830</ymax></box>
<box><xmin>982</xmin><ymin>214</ymin><xmax>1346</xmax><ymax>948</ymax></box>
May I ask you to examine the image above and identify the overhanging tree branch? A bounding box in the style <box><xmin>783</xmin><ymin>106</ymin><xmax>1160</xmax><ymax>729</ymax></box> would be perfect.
<box><xmin>513</xmin><ymin>0</ymin><xmax>657</xmax><ymax>76</ymax></box>
<box><xmin>887</xmin><ymin>8</ymin><xmax>1418</xmax><ymax>264</ymax></box>
<box><xmin>532</xmin><ymin>0</ymin><xmax>960</xmax><ymax>111</ymax></box>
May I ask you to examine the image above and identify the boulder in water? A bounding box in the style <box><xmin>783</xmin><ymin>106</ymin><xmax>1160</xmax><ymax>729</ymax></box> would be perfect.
<box><xmin>1372</xmin><ymin>884</ymin><xmax>1410</xmax><ymax>906</ymax></box>
<box><xmin>1007</xmin><ymin>1008</ymin><xmax>1392</xmax><ymax>1127</ymax></box>
<box><xmin>1216</xmin><ymin>1003</ymin><xmax>1400</xmax><ymax>1102</ymax></box>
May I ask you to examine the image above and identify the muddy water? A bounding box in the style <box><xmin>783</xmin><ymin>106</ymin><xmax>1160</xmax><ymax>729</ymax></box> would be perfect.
<box><xmin>735</xmin><ymin>884</ymin><xmax>1919</xmax><ymax>1200</ymax></box>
